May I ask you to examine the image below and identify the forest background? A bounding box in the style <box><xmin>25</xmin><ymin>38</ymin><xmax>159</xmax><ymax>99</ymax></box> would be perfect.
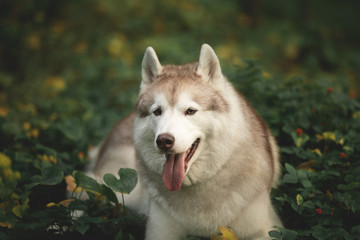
<box><xmin>0</xmin><ymin>0</ymin><xmax>359</xmax><ymax>239</ymax></box>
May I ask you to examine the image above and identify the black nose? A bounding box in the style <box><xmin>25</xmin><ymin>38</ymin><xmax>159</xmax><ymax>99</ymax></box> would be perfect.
<box><xmin>156</xmin><ymin>134</ymin><xmax>175</xmax><ymax>151</ymax></box>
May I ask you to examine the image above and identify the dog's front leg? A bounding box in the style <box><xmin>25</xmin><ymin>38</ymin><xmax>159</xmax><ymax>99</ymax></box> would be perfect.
<box><xmin>145</xmin><ymin>199</ymin><xmax>186</xmax><ymax>240</ymax></box>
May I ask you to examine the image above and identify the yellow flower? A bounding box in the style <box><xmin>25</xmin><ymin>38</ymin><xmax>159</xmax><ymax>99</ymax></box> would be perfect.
<box><xmin>311</xmin><ymin>148</ymin><xmax>322</xmax><ymax>156</ymax></box>
<box><xmin>23</xmin><ymin>122</ymin><xmax>31</xmax><ymax>131</ymax></box>
<box><xmin>11</xmin><ymin>193</ymin><xmax>19</xmax><ymax>200</ymax></box>
<box><xmin>46</xmin><ymin>199</ymin><xmax>75</xmax><ymax>208</ymax></box>
<box><xmin>74</xmin><ymin>41</ymin><xmax>88</xmax><ymax>54</ymax></box>
<box><xmin>3</xmin><ymin>168</ymin><xmax>14</xmax><ymax>180</ymax></box>
<box><xmin>0</xmin><ymin>222</ymin><xmax>12</xmax><ymax>228</ymax></box>
<box><xmin>107</xmin><ymin>34</ymin><xmax>126</xmax><ymax>57</ymax></box>
<box><xmin>49</xmin><ymin>156</ymin><xmax>57</xmax><ymax>164</ymax></box>
<box><xmin>26</xmin><ymin>32</ymin><xmax>41</xmax><ymax>50</ymax></box>
<box><xmin>316</xmin><ymin>132</ymin><xmax>333</xmax><ymax>141</ymax></box>
<box><xmin>38</xmin><ymin>154</ymin><xmax>57</xmax><ymax>164</ymax></box>
<box><xmin>58</xmin><ymin>199</ymin><xmax>75</xmax><ymax>207</ymax></box>
<box><xmin>0</xmin><ymin>106</ymin><xmax>9</xmax><ymax>117</ymax></box>
<box><xmin>284</xmin><ymin>43</ymin><xmax>299</xmax><ymax>60</ymax></box>
<box><xmin>46</xmin><ymin>202</ymin><xmax>56</xmax><ymax>208</ymax></box>
<box><xmin>45</xmin><ymin>76</ymin><xmax>66</xmax><ymax>92</ymax></box>
<box><xmin>27</xmin><ymin>128</ymin><xmax>39</xmax><ymax>138</ymax></box>
<box><xmin>0</xmin><ymin>153</ymin><xmax>11</xmax><ymax>168</ymax></box>
<box><xmin>17</xmin><ymin>103</ymin><xmax>37</xmax><ymax>115</ymax></box>
<box><xmin>322</xmin><ymin>131</ymin><xmax>336</xmax><ymax>141</ymax></box>
<box><xmin>232</xmin><ymin>57</ymin><xmax>246</xmax><ymax>68</ymax></box>
<box><xmin>211</xmin><ymin>226</ymin><xmax>238</xmax><ymax>240</ymax></box>
<box><xmin>14</xmin><ymin>171</ymin><xmax>21</xmax><ymax>180</ymax></box>
<box><xmin>353</xmin><ymin>110</ymin><xmax>360</xmax><ymax>119</ymax></box>
<box><xmin>51</xmin><ymin>21</ymin><xmax>66</xmax><ymax>35</ymax></box>
<box><xmin>296</xmin><ymin>194</ymin><xmax>303</xmax><ymax>206</ymax></box>
<box><xmin>216</xmin><ymin>45</ymin><xmax>233</xmax><ymax>59</ymax></box>
<box><xmin>65</xmin><ymin>175</ymin><xmax>83</xmax><ymax>193</ymax></box>
<box><xmin>262</xmin><ymin>71</ymin><xmax>272</xmax><ymax>79</ymax></box>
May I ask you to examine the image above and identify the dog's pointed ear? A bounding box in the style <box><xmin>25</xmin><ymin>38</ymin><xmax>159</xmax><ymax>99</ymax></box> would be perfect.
<box><xmin>197</xmin><ymin>44</ymin><xmax>223</xmax><ymax>85</ymax></box>
<box><xmin>141</xmin><ymin>47</ymin><xmax>162</xmax><ymax>90</ymax></box>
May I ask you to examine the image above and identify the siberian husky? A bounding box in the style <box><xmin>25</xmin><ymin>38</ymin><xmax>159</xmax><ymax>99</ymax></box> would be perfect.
<box><xmin>88</xmin><ymin>44</ymin><xmax>282</xmax><ymax>239</ymax></box>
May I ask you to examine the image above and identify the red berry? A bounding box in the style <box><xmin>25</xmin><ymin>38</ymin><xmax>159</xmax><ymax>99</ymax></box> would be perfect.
<box><xmin>296</xmin><ymin>128</ymin><xmax>303</xmax><ymax>136</ymax></box>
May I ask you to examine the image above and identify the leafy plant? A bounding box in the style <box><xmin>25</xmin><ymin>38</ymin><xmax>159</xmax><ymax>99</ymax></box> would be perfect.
<box><xmin>103</xmin><ymin>168</ymin><xmax>138</xmax><ymax>207</ymax></box>
<box><xmin>232</xmin><ymin>64</ymin><xmax>360</xmax><ymax>239</ymax></box>
<box><xmin>0</xmin><ymin>1</ymin><xmax>360</xmax><ymax>239</ymax></box>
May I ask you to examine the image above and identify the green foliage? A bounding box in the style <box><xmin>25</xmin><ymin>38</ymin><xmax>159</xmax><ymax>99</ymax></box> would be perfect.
<box><xmin>0</xmin><ymin>0</ymin><xmax>359</xmax><ymax>239</ymax></box>
<box><xmin>232</xmin><ymin>63</ymin><xmax>360</xmax><ymax>239</ymax></box>
<box><xmin>104</xmin><ymin>169</ymin><xmax>138</xmax><ymax>195</ymax></box>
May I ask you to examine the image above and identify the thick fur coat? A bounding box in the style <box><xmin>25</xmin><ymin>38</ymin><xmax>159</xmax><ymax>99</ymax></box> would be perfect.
<box><xmin>88</xmin><ymin>44</ymin><xmax>282</xmax><ymax>239</ymax></box>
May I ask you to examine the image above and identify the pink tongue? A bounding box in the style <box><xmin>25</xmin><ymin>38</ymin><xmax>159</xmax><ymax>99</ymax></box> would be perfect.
<box><xmin>162</xmin><ymin>153</ymin><xmax>187</xmax><ymax>191</ymax></box>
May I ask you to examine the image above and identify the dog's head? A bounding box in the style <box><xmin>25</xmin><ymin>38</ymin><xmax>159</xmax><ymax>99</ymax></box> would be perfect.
<box><xmin>134</xmin><ymin>44</ymin><xmax>238</xmax><ymax>191</ymax></box>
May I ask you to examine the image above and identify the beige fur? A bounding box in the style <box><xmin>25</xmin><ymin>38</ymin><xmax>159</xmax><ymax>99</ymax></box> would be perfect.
<box><xmin>87</xmin><ymin>44</ymin><xmax>282</xmax><ymax>239</ymax></box>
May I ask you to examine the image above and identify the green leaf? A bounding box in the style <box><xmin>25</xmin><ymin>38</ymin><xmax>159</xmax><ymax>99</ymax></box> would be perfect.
<box><xmin>351</xmin><ymin>225</ymin><xmax>360</xmax><ymax>236</ymax></box>
<box><xmin>282</xmin><ymin>163</ymin><xmax>298</xmax><ymax>184</ymax></box>
<box><xmin>337</xmin><ymin>182</ymin><xmax>360</xmax><ymax>191</ymax></box>
<box><xmin>269</xmin><ymin>228</ymin><xmax>298</xmax><ymax>240</ymax></box>
<box><xmin>75</xmin><ymin>224</ymin><xmax>90</xmax><ymax>235</ymax></box>
<box><xmin>27</xmin><ymin>167</ymin><xmax>64</xmax><ymax>189</ymax></box>
<box><xmin>282</xmin><ymin>173</ymin><xmax>298</xmax><ymax>184</ymax></box>
<box><xmin>291</xmin><ymin>131</ymin><xmax>309</xmax><ymax>147</ymax></box>
<box><xmin>101</xmin><ymin>184</ymin><xmax>118</xmax><ymax>204</ymax></box>
<box><xmin>0</xmin><ymin>232</ymin><xmax>10</xmax><ymax>240</ymax></box>
<box><xmin>57</xmin><ymin>119</ymin><xmax>83</xmax><ymax>141</ymax></box>
<box><xmin>302</xmin><ymin>201</ymin><xmax>315</xmax><ymax>209</ymax></box>
<box><xmin>103</xmin><ymin>168</ymin><xmax>138</xmax><ymax>194</ymax></box>
<box><xmin>268</xmin><ymin>230</ymin><xmax>282</xmax><ymax>239</ymax></box>
<box><xmin>298</xmin><ymin>170</ymin><xmax>313</xmax><ymax>188</ymax></box>
<box><xmin>279</xmin><ymin>228</ymin><xmax>298</xmax><ymax>240</ymax></box>
<box><xmin>114</xmin><ymin>230</ymin><xmax>122</xmax><ymax>240</ymax></box>
<box><xmin>73</xmin><ymin>171</ymin><xmax>102</xmax><ymax>194</ymax></box>
<box><xmin>40</xmin><ymin>167</ymin><xmax>64</xmax><ymax>185</ymax></box>
<box><xmin>285</xmin><ymin>163</ymin><xmax>297</xmax><ymax>175</ymax></box>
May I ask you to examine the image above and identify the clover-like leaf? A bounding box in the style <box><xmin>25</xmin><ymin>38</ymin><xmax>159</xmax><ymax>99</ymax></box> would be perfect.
<box><xmin>26</xmin><ymin>166</ymin><xmax>64</xmax><ymax>189</ymax></box>
<box><xmin>73</xmin><ymin>170</ymin><xmax>102</xmax><ymax>194</ymax></box>
<box><xmin>103</xmin><ymin>168</ymin><xmax>138</xmax><ymax>194</ymax></box>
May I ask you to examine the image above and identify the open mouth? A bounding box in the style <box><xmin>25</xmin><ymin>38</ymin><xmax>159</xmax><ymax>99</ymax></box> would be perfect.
<box><xmin>162</xmin><ymin>138</ymin><xmax>200</xmax><ymax>191</ymax></box>
<box><xmin>184</xmin><ymin>138</ymin><xmax>200</xmax><ymax>169</ymax></box>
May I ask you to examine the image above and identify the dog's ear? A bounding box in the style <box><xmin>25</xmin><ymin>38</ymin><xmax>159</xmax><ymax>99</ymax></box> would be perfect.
<box><xmin>197</xmin><ymin>44</ymin><xmax>223</xmax><ymax>85</ymax></box>
<box><xmin>141</xmin><ymin>47</ymin><xmax>162</xmax><ymax>91</ymax></box>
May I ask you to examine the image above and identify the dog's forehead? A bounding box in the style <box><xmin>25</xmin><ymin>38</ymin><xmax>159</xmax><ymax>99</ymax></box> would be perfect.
<box><xmin>136</xmin><ymin>62</ymin><xmax>229</xmax><ymax>115</ymax></box>
<box><xmin>158</xmin><ymin>63</ymin><xmax>199</xmax><ymax>79</ymax></box>
<box><xmin>150</xmin><ymin>63</ymin><xmax>204</xmax><ymax>105</ymax></box>
<box><xmin>151</xmin><ymin>78</ymin><xmax>228</xmax><ymax>112</ymax></box>
<box><xmin>153</xmin><ymin>91</ymin><xmax>197</xmax><ymax>108</ymax></box>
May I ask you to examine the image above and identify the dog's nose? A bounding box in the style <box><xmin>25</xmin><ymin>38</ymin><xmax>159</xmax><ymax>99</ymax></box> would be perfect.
<box><xmin>156</xmin><ymin>133</ymin><xmax>175</xmax><ymax>151</ymax></box>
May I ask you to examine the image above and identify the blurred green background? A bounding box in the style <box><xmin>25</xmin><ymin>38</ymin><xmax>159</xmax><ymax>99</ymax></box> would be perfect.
<box><xmin>1</xmin><ymin>0</ymin><xmax>360</xmax><ymax>150</ymax></box>
<box><xmin>1</xmin><ymin>1</ymin><xmax>360</xmax><ymax>239</ymax></box>
<box><xmin>1</xmin><ymin>0</ymin><xmax>360</xmax><ymax>100</ymax></box>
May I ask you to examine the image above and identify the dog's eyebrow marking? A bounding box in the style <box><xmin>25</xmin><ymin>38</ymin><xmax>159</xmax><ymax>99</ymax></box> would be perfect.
<box><xmin>136</xmin><ymin>93</ymin><xmax>153</xmax><ymax>118</ymax></box>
